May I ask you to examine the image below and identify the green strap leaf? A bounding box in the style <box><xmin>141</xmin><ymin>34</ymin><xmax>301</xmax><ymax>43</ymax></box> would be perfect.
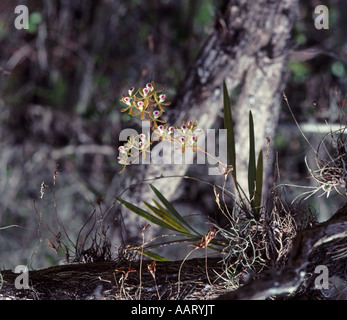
<box><xmin>254</xmin><ymin>149</ymin><xmax>263</xmax><ymax>220</ymax></box>
<box><xmin>116</xmin><ymin>197</ymin><xmax>181</xmax><ymax>232</ymax></box>
<box><xmin>149</xmin><ymin>184</ymin><xmax>200</xmax><ymax>236</ymax></box>
<box><xmin>223</xmin><ymin>81</ymin><xmax>236</xmax><ymax>178</ymax></box>
<box><xmin>141</xmin><ymin>250</ymin><xmax>170</xmax><ymax>262</ymax></box>
<box><xmin>143</xmin><ymin>201</ymin><xmax>191</xmax><ymax>234</ymax></box>
<box><xmin>248</xmin><ymin>110</ymin><xmax>256</xmax><ymax>203</ymax></box>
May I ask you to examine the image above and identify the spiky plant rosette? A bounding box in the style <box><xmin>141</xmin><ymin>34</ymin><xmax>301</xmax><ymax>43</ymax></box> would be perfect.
<box><xmin>307</xmin><ymin>127</ymin><xmax>347</xmax><ymax>198</ymax></box>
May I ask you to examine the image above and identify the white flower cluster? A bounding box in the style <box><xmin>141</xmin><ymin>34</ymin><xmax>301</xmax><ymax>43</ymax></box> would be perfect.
<box><xmin>117</xmin><ymin>82</ymin><xmax>201</xmax><ymax>171</ymax></box>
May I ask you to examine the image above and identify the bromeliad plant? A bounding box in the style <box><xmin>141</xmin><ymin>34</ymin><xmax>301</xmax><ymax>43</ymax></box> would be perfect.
<box><xmin>116</xmin><ymin>81</ymin><xmax>266</xmax><ymax>264</ymax></box>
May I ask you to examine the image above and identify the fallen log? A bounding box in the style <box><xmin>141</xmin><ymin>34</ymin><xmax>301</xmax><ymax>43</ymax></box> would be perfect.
<box><xmin>1</xmin><ymin>204</ymin><xmax>346</xmax><ymax>300</ymax></box>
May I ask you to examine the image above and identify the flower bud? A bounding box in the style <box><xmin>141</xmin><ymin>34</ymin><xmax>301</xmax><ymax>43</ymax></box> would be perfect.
<box><xmin>159</xmin><ymin>94</ymin><xmax>166</xmax><ymax>102</ymax></box>
<box><xmin>153</xmin><ymin>110</ymin><xmax>160</xmax><ymax>118</ymax></box>
<box><xmin>118</xmin><ymin>146</ymin><xmax>127</xmax><ymax>153</ymax></box>
<box><xmin>138</xmin><ymin>101</ymin><xmax>144</xmax><ymax>110</ymax></box>
<box><xmin>146</xmin><ymin>83</ymin><xmax>153</xmax><ymax>91</ymax></box>
<box><xmin>128</xmin><ymin>87</ymin><xmax>135</xmax><ymax>96</ymax></box>
<box><xmin>123</xmin><ymin>97</ymin><xmax>131</xmax><ymax>105</ymax></box>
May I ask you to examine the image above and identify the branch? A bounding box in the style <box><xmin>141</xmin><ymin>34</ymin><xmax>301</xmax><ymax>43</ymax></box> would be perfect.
<box><xmin>0</xmin><ymin>258</ymin><xmax>227</xmax><ymax>300</ymax></box>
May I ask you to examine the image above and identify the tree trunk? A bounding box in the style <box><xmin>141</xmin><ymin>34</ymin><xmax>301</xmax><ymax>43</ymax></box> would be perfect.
<box><xmin>1</xmin><ymin>203</ymin><xmax>346</xmax><ymax>300</ymax></box>
<box><xmin>120</xmin><ymin>0</ymin><xmax>299</xmax><ymax>239</ymax></box>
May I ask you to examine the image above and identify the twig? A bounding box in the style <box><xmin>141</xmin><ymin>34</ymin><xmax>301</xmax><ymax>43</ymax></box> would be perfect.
<box><xmin>138</xmin><ymin>224</ymin><xmax>150</xmax><ymax>299</ymax></box>
<box><xmin>283</xmin><ymin>92</ymin><xmax>317</xmax><ymax>154</ymax></box>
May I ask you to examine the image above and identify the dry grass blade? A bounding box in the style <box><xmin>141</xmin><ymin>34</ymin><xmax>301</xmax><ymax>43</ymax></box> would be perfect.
<box><xmin>305</xmin><ymin>127</ymin><xmax>347</xmax><ymax>198</ymax></box>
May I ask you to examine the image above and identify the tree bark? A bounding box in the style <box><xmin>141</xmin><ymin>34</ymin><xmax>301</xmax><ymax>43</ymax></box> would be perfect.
<box><xmin>1</xmin><ymin>203</ymin><xmax>346</xmax><ymax>300</ymax></box>
<box><xmin>0</xmin><ymin>258</ymin><xmax>226</xmax><ymax>300</ymax></box>
<box><xmin>120</xmin><ymin>0</ymin><xmax>299</xmax><ymax>239</ymax></box>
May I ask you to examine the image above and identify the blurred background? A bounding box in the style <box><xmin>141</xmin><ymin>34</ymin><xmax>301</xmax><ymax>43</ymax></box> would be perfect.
<box><xmin>0</xmin><ymin>0</ymin><xmax>346</xmax><ymax>269</ymax></box>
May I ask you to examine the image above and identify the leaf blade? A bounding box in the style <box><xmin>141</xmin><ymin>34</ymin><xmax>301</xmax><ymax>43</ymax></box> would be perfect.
<box><xmin>141</xmin><ymin>250</ymin><xmax>170</xmax><ymax>262</ymax></box>
<box><xmin>223</xmin><ymin>81</ymin><xmax>237</xmax><ymax>178</ymax></box>
<box><xmin>248</xmin><ymin>110</ymin><xmax>256</xmax><ymax>204</ymax></box>
<box><xmin>116</xmin><ymin>198</ymin><xmax>181</xmax><ymax>232</ymax></box>
<box><xmin>149</xmin><ymin>184</ymin><xmax>200</xmax><ymax>235</ymax></box>
<box><xmin>254</xmin><ymin>149</ymin><xmax>263</xmax><ymax>220</ymax></box>
<box><xmin>143</xmin><ymin>201</ymin><xmax>191</xmax><ymax>234</ymax></box>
